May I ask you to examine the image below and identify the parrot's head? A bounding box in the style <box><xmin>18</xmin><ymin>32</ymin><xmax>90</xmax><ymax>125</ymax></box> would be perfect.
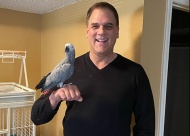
<box><xmin>65</xmin><ymin>43</ymin><xmax>75</xmax><ymax>63</ymax></box>
<box><xmin>65</xmin><ymin>43</ymin><xmax>75</xmax><ymax>53</ymax></box>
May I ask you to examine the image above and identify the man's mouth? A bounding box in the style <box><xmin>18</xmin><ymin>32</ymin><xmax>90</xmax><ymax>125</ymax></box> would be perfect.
<box><xmin>96</xmin><ymin>38</ymin><xmax>108</xmax><ymax>42</ymax></box>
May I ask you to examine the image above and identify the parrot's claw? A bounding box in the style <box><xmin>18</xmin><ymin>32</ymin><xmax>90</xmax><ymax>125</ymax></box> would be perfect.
<box><xmin>62</xmin><ymin>83</ymin><xmax>73</xmax><ymax>88</ymax></box>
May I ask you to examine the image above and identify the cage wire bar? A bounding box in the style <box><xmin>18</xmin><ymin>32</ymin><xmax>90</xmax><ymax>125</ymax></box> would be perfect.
<box><xmin>0</xmin><ymin>50</ymin><xmax>36</xmax><ymax>136</ymax></box>
<box><xmin>11</xmin><ymin>107</ymin><xmax>34</xmax><ymax>136</ymax></box>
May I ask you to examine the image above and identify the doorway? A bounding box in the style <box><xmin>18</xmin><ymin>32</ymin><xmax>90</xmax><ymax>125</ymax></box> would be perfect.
<box><xmin>164</xmin><ymin>8</ymin><xmax>189</xmax><ymax>136</ymax></box>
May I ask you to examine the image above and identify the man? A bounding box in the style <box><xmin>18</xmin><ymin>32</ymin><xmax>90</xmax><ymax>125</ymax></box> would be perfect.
<box><xmin>31</xmin><ymin>2</ymin><xmax>155</xmax><ymax>136</ymax></box>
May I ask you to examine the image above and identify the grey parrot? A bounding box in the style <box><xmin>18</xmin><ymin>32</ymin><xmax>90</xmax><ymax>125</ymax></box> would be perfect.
<box><xmin>35</xmin><ymin>43</ymin><xmax>75</xmax><ymax>92</ymax></box>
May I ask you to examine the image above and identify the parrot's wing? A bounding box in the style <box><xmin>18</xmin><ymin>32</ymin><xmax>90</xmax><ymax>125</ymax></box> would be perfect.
<box><xmin>52</xmin><ymin>58</ymin><xmax>68</xmax><ymax>72</ymax></box>
<box><xmin>43</xmin><ymin>63</ymin><xmax>74</xmax><ymax>90</ymax></box>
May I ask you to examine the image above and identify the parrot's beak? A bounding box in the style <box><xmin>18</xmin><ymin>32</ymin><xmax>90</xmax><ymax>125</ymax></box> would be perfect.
<box><xmin>65</xmin><ymin>46</ymin><xmax>69</xmax><ymax>52</ymax></box>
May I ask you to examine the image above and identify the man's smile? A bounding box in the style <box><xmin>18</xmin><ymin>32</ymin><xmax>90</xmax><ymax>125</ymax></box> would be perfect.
<box><xmin>95</xmin><ymin>38</ymin><xmax>108</xmax><ymax>42</ymax></box>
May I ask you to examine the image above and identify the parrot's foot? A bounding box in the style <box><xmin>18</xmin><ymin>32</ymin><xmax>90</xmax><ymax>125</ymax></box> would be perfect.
<box><xmin>57</xmin><ymin>82</ymin><xmax>73</xmax><ymax>88</ymax></box>
<box><xmin>62</xmin><ymin>83</ymin><xmax>73</xmax><ymax>88</ymax></box>
<box><xmin>57</xmin><ymin>82</ymin><xmax>64</xmax><ymax>88</ymax></box>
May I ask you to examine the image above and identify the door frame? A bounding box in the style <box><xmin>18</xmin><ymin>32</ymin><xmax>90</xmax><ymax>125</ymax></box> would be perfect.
<box><xmin>157</xmin><ymin>0</ymin><xmax>189</xmax><ymax>136</ymax></box>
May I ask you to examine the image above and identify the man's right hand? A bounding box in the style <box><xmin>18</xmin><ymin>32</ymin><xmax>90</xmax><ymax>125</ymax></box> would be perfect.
<box><xmin>49</xmin><ymin>84</ymin><xmax>83</xmax><ymax>110</ymax></box>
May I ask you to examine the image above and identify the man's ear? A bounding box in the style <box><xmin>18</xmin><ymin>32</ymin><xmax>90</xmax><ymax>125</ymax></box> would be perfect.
<box><xmin>86</xmin><ymin>26</ymin><xmax>89</xmax><ymax>38</ymax></box>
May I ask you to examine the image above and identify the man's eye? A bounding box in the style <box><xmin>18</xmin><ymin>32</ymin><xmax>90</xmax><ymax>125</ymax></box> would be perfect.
<box><xmin>105</xmin><ymin>25</ymin><xmax>113</xmax><ymax>30</ymax></box>
<box><xmin>92</xmin><ymin>25</ymin><xmax>98</xmax><ymax>29</ymax></box>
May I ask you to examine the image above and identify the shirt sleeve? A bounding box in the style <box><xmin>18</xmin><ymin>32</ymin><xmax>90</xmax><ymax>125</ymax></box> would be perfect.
<box><xmin>31</xmin><ymin>87</ymin><xmax>61</xmax><ymax>125</ymax></box>
<box><xmin>133</xmin><ymin>65</ymin><xmax>155</xmax><ymax>136</ymax></box>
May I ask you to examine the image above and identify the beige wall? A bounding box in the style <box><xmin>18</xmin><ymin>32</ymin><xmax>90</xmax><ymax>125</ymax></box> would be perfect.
<box><xmin>1</xmin><ymin>0</ymin><xmax>145</xmax><ymax>135</ymax></box>
<box><xmin>141</xmin><ymin>0</ymin><xmax>168</xmax><ymax>135</ymax></box>
<box><xmin>0</xmin><ymin>8</ymin><xmax>41</xmax><ymax>89</ymax></box>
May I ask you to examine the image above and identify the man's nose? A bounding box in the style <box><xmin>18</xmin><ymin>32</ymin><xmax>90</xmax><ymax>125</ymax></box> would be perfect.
<box><xmin>97</xmin><ymin>26</ymin><xmax>105</xmax><ymax>35</ymax></box>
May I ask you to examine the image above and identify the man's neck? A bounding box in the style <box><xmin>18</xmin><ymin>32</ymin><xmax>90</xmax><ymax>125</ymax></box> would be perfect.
<box><xmin>89</xmin><ymin>52</ymin><xmax>117</xmax><ymax>69</ymax></box>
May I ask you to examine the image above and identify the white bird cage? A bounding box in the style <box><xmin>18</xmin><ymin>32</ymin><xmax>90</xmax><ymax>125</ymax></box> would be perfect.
<box><xmin>0</xmin><ymin>50</ymin><xmax>36</xmax><ymax>136</ymax></box>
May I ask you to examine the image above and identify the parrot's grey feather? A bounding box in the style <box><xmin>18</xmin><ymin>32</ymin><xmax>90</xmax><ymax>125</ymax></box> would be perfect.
<box><xmin>36</xmin><ymin>43</ymin><xmax>75</xmax><ymax>92</ymax></box>
<box><xmin>44</xmin><ymin>63</ymin><xmax>73</xmax><ymax>90</ymax></box>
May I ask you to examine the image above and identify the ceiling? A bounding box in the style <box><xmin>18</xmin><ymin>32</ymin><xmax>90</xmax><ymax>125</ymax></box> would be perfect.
<box><xmin>0</xmin><ymin>0</ymin><xmax>81</xmax><ymax>14</ymax></box>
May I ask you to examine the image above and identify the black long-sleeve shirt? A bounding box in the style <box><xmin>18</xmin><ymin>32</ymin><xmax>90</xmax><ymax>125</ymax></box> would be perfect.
<box><xmin>31</xmin><ymin>52</ymin><xmax>155</xmax><ymax>136</ymax></box>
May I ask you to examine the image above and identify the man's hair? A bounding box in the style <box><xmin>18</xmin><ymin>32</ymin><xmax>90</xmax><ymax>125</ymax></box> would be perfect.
<box><xmin>86</xmin><ymin>2</ymin><xmax>119</xmax><ymax>27</ymax></box>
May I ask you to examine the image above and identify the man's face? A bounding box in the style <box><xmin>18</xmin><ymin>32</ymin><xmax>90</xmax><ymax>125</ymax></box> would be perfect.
<box><xmin>86</xmin><ymin>8</ymin><xmax>119</xmax><ymax>57</ymax></box>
